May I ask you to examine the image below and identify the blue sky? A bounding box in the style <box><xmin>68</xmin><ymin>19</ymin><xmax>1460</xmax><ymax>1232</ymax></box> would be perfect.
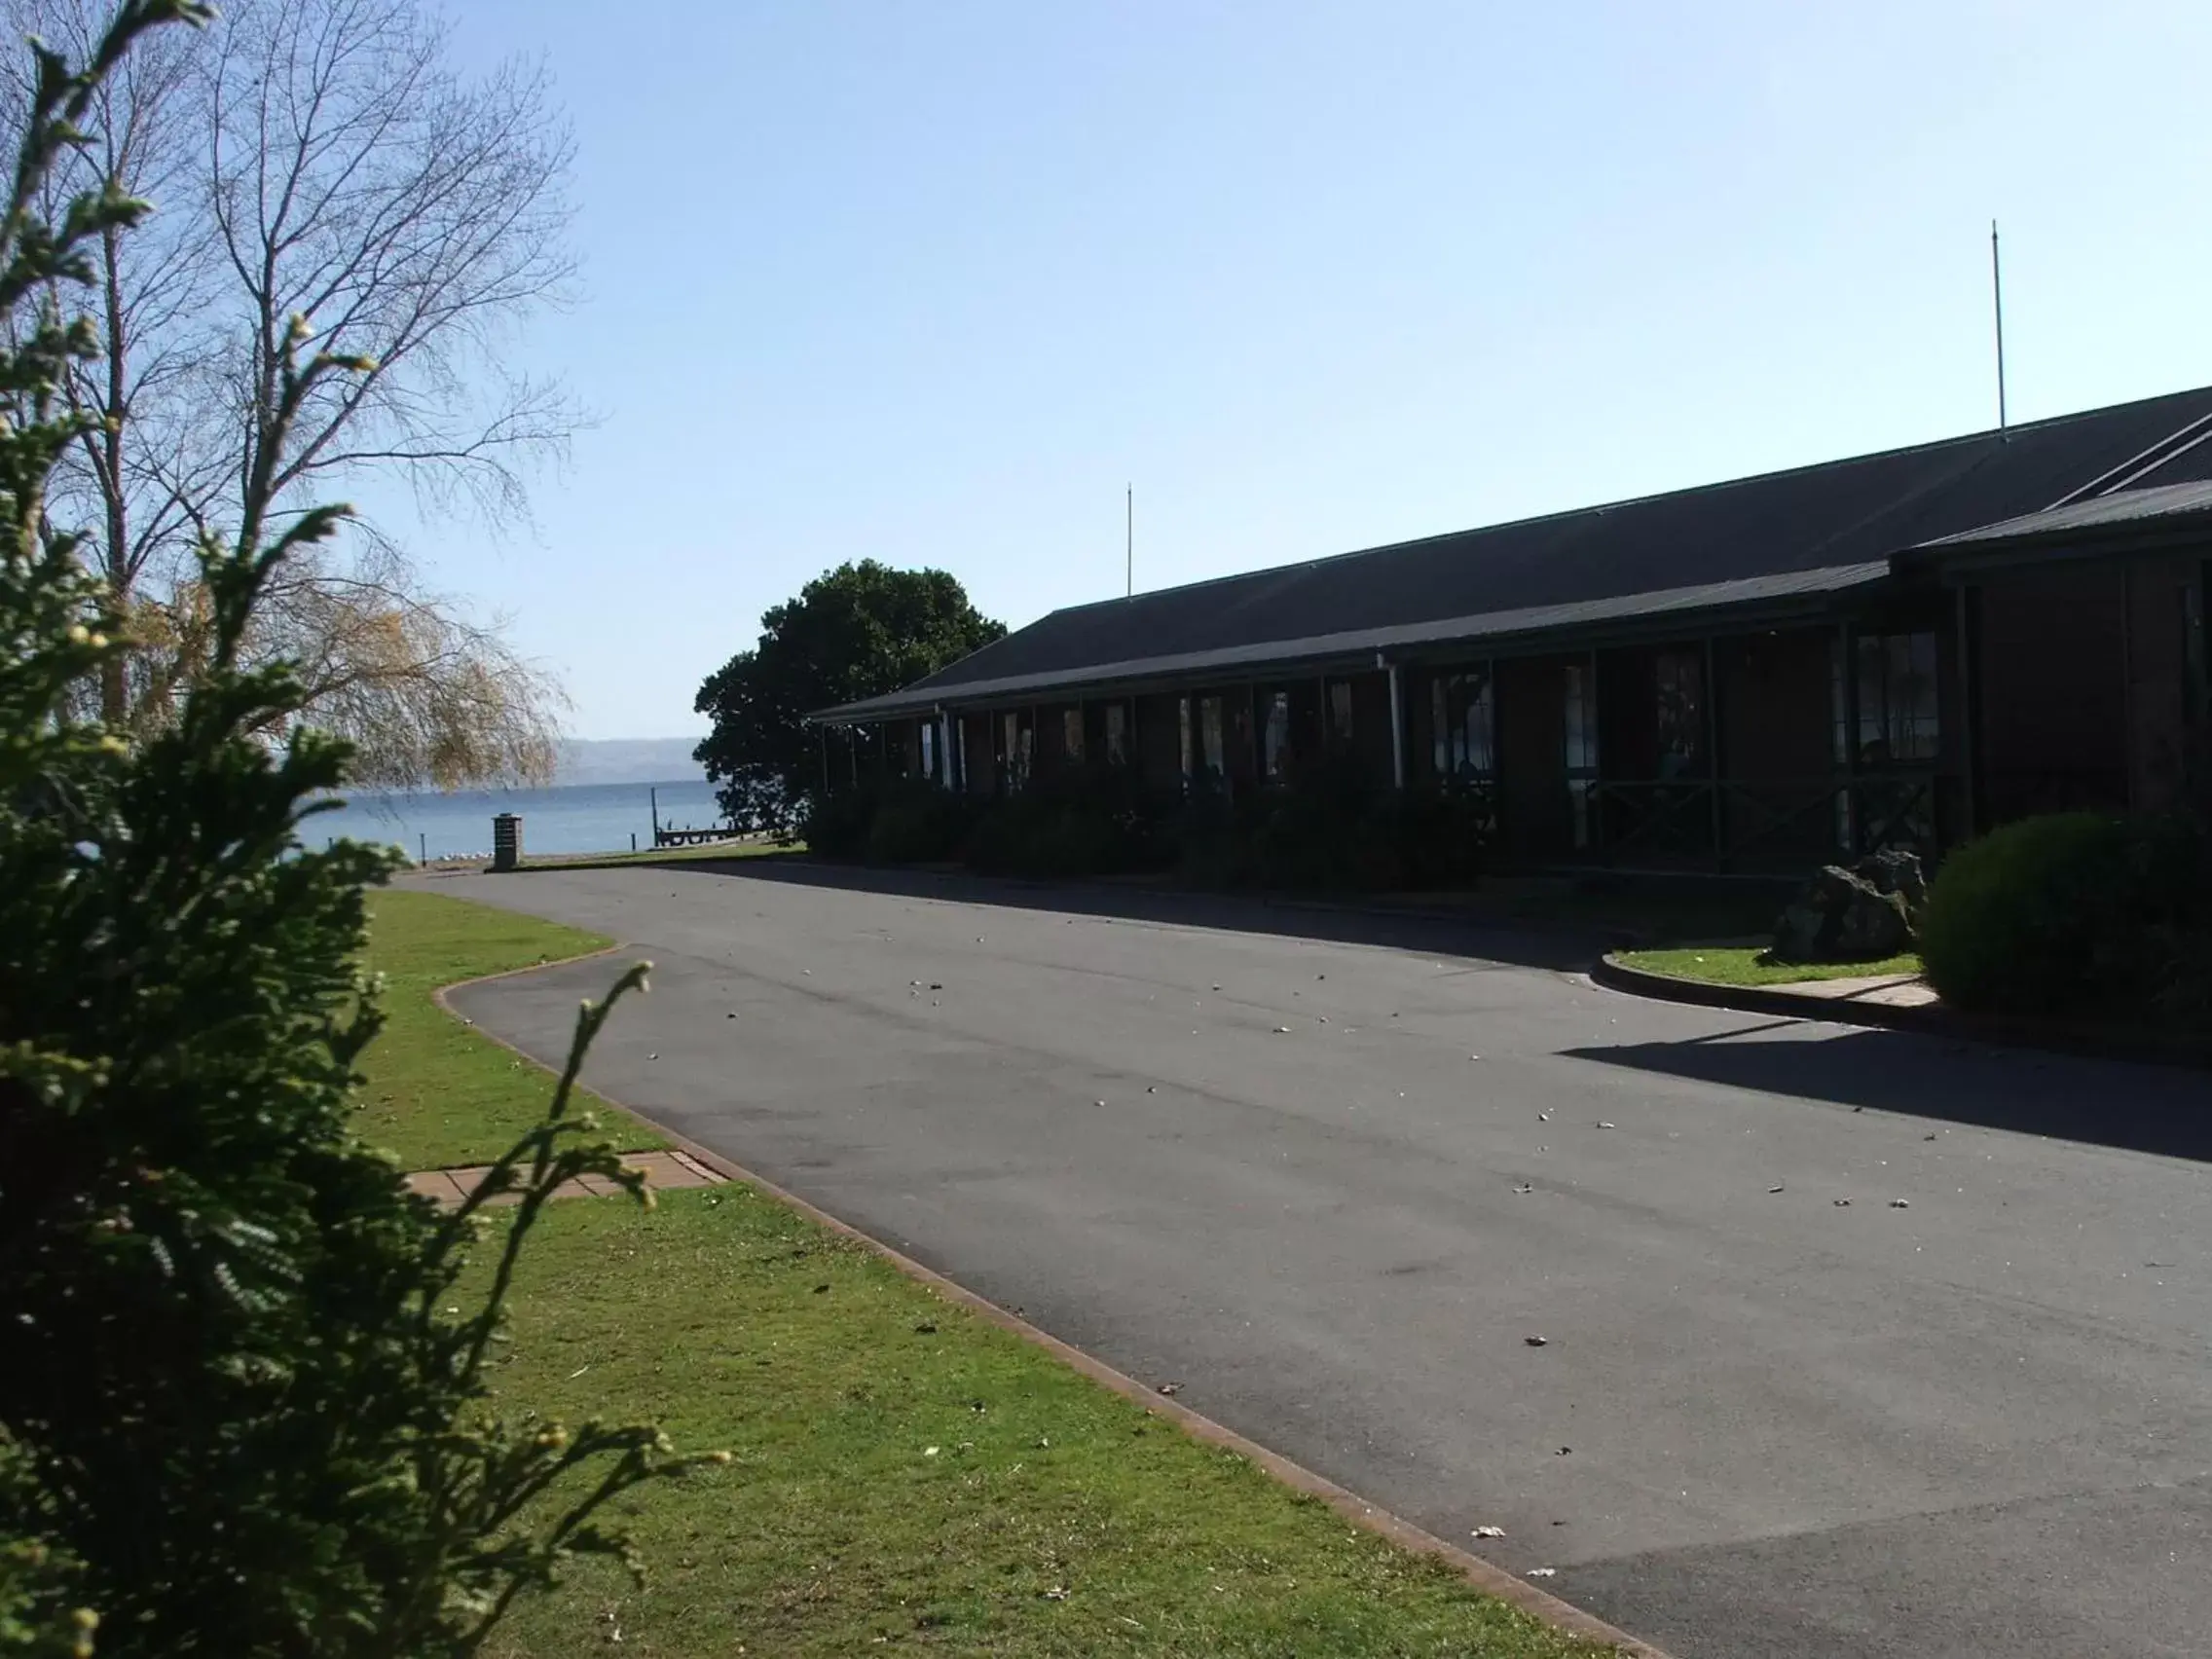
<box><xmin>413</xmin><ymin>0</ymin><xmax>2212</xmax><ymax>739</ymax></box>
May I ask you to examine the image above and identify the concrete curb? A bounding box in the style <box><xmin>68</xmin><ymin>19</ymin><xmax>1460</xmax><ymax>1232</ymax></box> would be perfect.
<box><xmin>1591</xmin><ymin>951</ymin><xmax>2212</xmax><ymax>1069</ymax></box>
<box><xmin>430</xmin><ymin>945</ymin><xmax>1674</xmax><ymax>1659</ymax></box>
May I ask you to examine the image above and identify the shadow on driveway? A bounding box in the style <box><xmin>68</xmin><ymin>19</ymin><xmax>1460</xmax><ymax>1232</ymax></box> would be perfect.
<box><xmin>552</xmin><ymin>853</ymin><xmax>1609</xmax><ymax>975</ymax></box>
<box><xmin>1565</xmin><ymin>1025</ymin><xmax>2212</xmax><ymax>1162</ymax></box>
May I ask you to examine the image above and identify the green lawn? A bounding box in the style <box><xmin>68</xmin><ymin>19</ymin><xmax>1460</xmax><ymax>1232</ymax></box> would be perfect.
<box><xmin>1615</xmin><ymin>944</ymin><xmax>1923</xmax><ymax>987</ymax></box>
<box><xmin>358</xmin><ymin>888</ymin><xmax>667</xmax><ymax>1167</ymax></box>
<box><xmin>373</xmin><ymin>890</ymin><xmax>1604</xmax><ymax>1659</ymax></box>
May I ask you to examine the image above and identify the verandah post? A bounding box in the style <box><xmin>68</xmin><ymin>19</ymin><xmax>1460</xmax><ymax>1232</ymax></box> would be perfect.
<box><xmin>1953</xmin><ymin>586</ymin><xmax>1976</xmax><ymax>844</ymax></box>
<box><xmin>1384</xmin><ymin>655</ymin><xmax>1406</xmax><ymax>790</ymax></box>
<box><xmin>1705</xmin><ymin>636</ymin><xmax>1723</xmax><ymax>867</ymax></box>
<box><xmin>1838</xmin><ymin>621</ymin><xmax>1858</xmax><ymax>854</ymax></box>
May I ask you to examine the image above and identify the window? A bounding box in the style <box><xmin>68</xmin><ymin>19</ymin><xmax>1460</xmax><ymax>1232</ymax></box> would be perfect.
<box><xmin>1654</xmin><ymin>650</ymin><xmax>1704</xmax><ymax>778</ymax></box>
<box><xmin>920</xmin><ymin>720</ymin><xmax>937</xmax><ymax>782</ymax></box>
<box><xmin>1199</xmin><ymin>695</ymin><xmax>1226</xmax><ymax>782</ymax></box>
<box><xmin>1179</xmin><ymin>695</ymin><xmax>1194</xmax><ymax>783</ymax></box>
<box><xmin>1429</xmin><ymin>669</ymin><xmax>1495</xmax><ymax>780</ymax></box>
<box><xmin>1564</xmin><ymin>665</ymin><xmax>1598</xmax><ymax>773</ymax></box>
<box><xmin>1062</xmin><ymin>707</ymin><xmax>1085</xmax><ymax>764</ymax></box>
<box><xmin>1106</xmin><ymin>702</ymin><xmax>1129</xmax><ymax>765</ymax></box>
<box><xmin>1263</xmin><ymin>689</ymin><xmax>1293</xmax><ymax>780</ymax></box>
<box><xmin>1001</xmin><ymin>712</ymin><xmax>1030</xmax><ymax>792</ymax></box>
<box><xmin>1328</xmin><ymin>680</ymin><xmax>1354</xmax><ymax>744</ymax></box>
<box><xmin>1564</xmin><ymin>664</ymin><xmax>1599</xmax><ymax>849</ymax></box>
<box><xmin>1856</xmin><ymin>632</ymin><xmax>1938</xmax><ymax>763</ymax></box>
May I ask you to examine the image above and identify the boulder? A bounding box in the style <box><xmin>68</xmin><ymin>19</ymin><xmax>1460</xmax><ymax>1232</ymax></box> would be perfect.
<box><xmin>1859</xmin><ymin>845</ymin><xmax>1929</xmax><ymax>918</ymax></box>
<box><xmin>1768</xmin><ymin>851</ymin><xmax>1926</xmax><ymax>964</ymax></box>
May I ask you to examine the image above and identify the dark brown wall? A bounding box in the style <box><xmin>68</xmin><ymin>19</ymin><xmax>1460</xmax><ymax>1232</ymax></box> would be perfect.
<box><xmin>2126</xmin><ymin>555</ymin><xmax>2199</xmax><ymax>812</ymax></box>
<box><xmin>1978</xmin><ymin>564</ymin><xmax>2128</xmax><ymax>822</ymax></box>
<box><xmin>1137</xmin><ymin>692</ymin><xmax>1182</xmax><ymax>793</ymax></box>
<box><xmin>1496</xmin><ymin>656</ymin><xmax>1568</xmax><ymax>855</ymax></box>
<box><xmin>961</xmin><ymin>713</ymin><xmax>994</xmax><ymax>794</ymax></box>
<box><xmin>1598</xmin><ymin>645</ymin><xmax>1659</xmax><ymax>782</ymax></box>
<box><xmin>1719</xmin><ymin>629</ymin><xmax>1831</xmax><ymax>781</ymax></box>
<box><xmin>1717</xmin><ymin>628</ymin><xmax>1835</xmax><ymax>863</ymax></box>
<box><xmin>1407</xmin><ymin>668</ymin><xmax>1438</xmax><ymax>782</ymax></box>
<box><xmin>1349</xmin><ymin>672</ymin><xmax>1395</xmax><ymax>786</ymax></box>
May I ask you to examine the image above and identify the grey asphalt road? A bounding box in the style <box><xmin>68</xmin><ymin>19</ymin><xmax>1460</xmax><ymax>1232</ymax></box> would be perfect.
<box><xmin>424</xmin><ymin>861</ymin><xmax>2212</xmax><ymax>1659</ymax></box>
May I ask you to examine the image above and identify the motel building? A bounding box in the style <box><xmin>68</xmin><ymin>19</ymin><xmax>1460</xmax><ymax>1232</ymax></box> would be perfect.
<box><xmin>815</xmin><ymin>387</ymin><xmax>2212</xmax><ymax>870</ymax></box>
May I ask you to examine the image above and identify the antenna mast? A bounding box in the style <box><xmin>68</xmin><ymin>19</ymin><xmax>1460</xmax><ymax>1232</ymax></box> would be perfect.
<box><xmin>1125</xmin><ymin>484</ymin><xmax>1132</xmax><ymax>597</ymax></box>
<box><xmin>1991</xmin><ymin>220</ymin><xmax>2009</xmax><ymax>438</ymax></box>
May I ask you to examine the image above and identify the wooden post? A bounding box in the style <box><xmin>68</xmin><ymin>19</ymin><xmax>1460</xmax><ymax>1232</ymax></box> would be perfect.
<box><xmin>2120</xmin><ymin>562</ymin><xmax>2137</xmax><ymax>813</ymax></box>
<box><xmin>1953</xmin><ymin>586</ymin><xmax>1976</xmax><ymax>843</ymax></box>
<box><xmin>1587</xmin><ymin>647</ymin><xmax>1603</xmax><ymax>856</ymax></box>
<box><xmin>1385</xmin><ymin>659</ymin><xmax>1406</xmax><ymax>789</ymax></box>
<box><xmin>1486</xmin><ymin>658</ymin><xmax>1499</xmax><ymax>833</ymax></box>
<box><xmin>1704</xmin><ymin>636</ymin><xmax>1723</xmax><ymax>866</ymax></box>
<box><xmin>1838</xmin><ymin>622</ymin><xmax>1858</xmax><ymax>854</ymax></box>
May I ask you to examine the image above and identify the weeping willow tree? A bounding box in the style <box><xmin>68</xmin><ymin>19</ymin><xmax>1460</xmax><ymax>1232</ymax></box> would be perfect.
<box><xmin>122</xmin><ymin>538</ymin><xmax>566</xmax><ymax>789</ymax></box>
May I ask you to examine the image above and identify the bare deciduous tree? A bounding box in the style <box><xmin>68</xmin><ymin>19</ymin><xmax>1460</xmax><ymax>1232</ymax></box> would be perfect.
<box><xmin>4</xmin><ymin>0</ymin><xmax>580</xmax><ymax>784</ymax></box>
<box><xmin>2</xmin><ymin>0</ymin><xmax>223</xmax><ymax>722</ymax></box>
<box><xmin>204</xmin><ymin>0</ymin><xmax>581</xmax><ymax>538</ymax></box>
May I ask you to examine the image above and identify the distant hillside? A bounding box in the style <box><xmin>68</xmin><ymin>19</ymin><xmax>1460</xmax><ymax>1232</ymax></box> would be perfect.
<box><xmin>555</xmin><ymin>737</ymin><xmax>709</xmax><ymax>787</ymax></box>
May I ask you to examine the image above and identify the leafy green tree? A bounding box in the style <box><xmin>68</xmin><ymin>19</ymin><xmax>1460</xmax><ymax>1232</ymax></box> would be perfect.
<box><xmin>693</xmin><ymin>559</ymin><xmax>1004</xmax><ymax>833</ymax></box>
<box><xmin>0</xmin><ymin>8</ymin><xmax>716</xmax><ymax>1653</ymax></box>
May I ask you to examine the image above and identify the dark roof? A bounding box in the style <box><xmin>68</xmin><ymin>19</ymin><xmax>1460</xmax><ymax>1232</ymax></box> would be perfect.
<box><xmin>1915</xmin><ymin>477</ymin><xmax>2212</xmax><ymax>554</ymax></box>
<box><xmin>821</xmin><ymin>386</ymin><xmax>2212</xmax><ymax>721</ymax></box>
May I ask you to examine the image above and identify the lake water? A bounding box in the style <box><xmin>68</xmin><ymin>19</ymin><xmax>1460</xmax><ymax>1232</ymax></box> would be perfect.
<box><xmin>308</xmin><ymin>779</ymin><xmax>727</xmax><ymax>863</ymax></box>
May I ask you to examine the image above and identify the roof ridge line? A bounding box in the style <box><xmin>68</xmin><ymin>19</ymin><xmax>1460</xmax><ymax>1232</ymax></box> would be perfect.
<box><xmin>1031</xmin><ymin>386</ymin><xmax>2212</xmax><ymax>628</ymax></box>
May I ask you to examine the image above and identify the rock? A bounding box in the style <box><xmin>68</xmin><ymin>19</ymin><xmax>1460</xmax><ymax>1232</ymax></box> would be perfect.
<box><xmin>1861</xmin><ymin>845</ymin><xmax>1929</xmax><ymax>915</ymax></box>
<box><xmin>1834</xmin><ymin>881</ymin><xmax>1912</xmax><ymax>958</ymax></box>
<box><xmin>1768</xmin><ymin>850</ymin><xmax>1926</xmax><ymax>963</ymax></box>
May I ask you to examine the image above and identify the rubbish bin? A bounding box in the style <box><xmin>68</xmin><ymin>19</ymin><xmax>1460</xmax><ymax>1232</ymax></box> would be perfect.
<box><xmin>492</xmin><ymin>812</ymin><xmax>522</xmax><ymax>871</ymax></box>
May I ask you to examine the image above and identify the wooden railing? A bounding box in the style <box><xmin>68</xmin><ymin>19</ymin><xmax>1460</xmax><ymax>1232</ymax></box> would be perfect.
<box><xmin>1589</xmin><ymin>770</ymin><xmax>1946</xmax><ymax>866</ymax></box>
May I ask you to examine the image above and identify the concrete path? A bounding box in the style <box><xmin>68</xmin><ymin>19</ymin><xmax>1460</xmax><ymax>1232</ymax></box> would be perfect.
<box><xmin>420</xmin><ymin>861</ymin><xmax>2212</xmax><ymax>1659</ymax></box>
<box><xmin>402</xmin><ymin>1147</ymin><xmax>726</xmax><ymax>1206</ymax></box>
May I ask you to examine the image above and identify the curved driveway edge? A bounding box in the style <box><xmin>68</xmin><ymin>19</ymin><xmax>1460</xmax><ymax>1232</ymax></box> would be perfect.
<box><xmin>422</xmin><ymin>863</ymin><xmax>2212</xmax><ymax>1659</ymax></box>
<box><xmin>435</xmin><ymin>948</ymin><xmax>1674</xmax><ymax>1659</ymax></box>
<box><xmin>1591</xmin><ymin>950</ymin><xmax>2212</xmax><ymax>1069</ymax></box>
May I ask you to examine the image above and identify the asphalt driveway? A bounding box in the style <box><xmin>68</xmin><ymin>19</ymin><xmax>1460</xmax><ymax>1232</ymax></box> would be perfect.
<box><xmin>424</xmin><ymin>861</ymin><xmax>2212</xmax><ymax>1659</ymax></box>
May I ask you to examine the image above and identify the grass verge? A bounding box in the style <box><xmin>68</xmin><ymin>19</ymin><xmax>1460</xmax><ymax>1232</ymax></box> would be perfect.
<box><xmin>478</xmin><ymin>1193</ymin><xmax>1602</xmax><ymax>1658</ymax></box>
<box><xmin>375</xmin><ymin>890</ymin><xmax>1604</xmax><ymax>1659</ymax></box>
<box><xmin>359</xmin><ymin>888</ymin><xmax>667</xmax><ymax>1167</ymax></box>
<box><xmin>1615</xmin><ymin>945</ymin><xmax>1923</xmax><ymax>987</ymax></box>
